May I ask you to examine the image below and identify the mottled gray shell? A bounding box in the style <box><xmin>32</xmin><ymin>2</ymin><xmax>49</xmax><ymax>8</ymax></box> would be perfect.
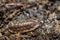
<box><xmin>7</xmin><ymin>19</ymin><xmax>40</xmax><ymax>33</ymax></box>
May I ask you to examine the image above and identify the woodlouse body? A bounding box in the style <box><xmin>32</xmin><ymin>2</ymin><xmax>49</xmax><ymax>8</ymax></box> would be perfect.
<box><xmin>7</xmin><ymin>19</ymin><xmax>40</xmax><ymax>33</ymax></box>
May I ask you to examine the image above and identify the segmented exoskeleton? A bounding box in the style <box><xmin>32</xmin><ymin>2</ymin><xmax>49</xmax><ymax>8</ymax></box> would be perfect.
<box><xmin>5</xmin><ymin>19</ymin><xmax>40</xmax><ymax>33</ymax></box>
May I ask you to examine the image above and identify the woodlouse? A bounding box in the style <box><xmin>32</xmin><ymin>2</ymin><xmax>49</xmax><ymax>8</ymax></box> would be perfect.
<box><xmin>6</xmin><ymin>19</ymin><xmax>40</xmax><ymax>33</ymax></box>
